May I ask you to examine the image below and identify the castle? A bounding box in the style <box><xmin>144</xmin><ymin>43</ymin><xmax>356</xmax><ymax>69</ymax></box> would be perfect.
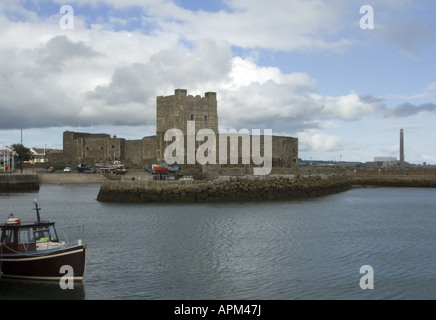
<box><xmin>61</xmin><ymin>89</ymin><xmax>298</xmax><ymax>171</ymax></box>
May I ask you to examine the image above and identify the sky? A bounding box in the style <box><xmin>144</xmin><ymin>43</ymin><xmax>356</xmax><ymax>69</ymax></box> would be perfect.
<box><xmin>0</xmin><ymin>0</ymin><xmax>435</xmax><ymax>164</ymax></box>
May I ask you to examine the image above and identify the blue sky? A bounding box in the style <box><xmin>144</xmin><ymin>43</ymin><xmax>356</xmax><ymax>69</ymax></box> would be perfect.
<box><xmin>0</xmin><ymin>0</ymin><xmax>435</xmax><ymax>164</ymax></box>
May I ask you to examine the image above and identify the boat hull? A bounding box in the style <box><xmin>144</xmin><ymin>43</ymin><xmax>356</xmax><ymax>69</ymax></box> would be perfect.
<box><xmin>0</xmin><ymin>244</ymin><xmax>86</xmax><ymax>282</ymax></box>
<box><xmin>152</xmin><ymin>164</ymin><xmax>169</xmax><ymax>172</ymax></box>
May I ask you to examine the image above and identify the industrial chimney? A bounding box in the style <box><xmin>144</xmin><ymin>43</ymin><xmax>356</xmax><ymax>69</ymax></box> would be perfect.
<box><xmin>400</xmin><ymin>129</ymin><xmax>404</xmax><ymax>168</ymax></box>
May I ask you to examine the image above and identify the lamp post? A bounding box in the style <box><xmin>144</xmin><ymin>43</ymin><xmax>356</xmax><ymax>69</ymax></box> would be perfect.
<box><xmin>1</xmin><ymin>142</ymin><xmax>7</xmax><ymax>173</ymax></box>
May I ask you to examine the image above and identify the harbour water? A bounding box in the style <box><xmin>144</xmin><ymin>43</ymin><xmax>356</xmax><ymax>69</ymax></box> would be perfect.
<box><xmin>1</xmin><ymin>184</ymin><xmax>435</xmax><ymax>300</ymax></box>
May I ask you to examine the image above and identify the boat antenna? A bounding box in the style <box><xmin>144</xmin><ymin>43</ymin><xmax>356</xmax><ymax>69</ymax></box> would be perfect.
<box><xmin>33</xmin><ymin>199</ymin><xmax>41</xmax><ymax>222</ymax></box>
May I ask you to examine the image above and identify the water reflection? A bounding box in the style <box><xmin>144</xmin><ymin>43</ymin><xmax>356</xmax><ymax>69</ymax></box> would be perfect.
<box><xmin>2</xmin><ymin>185</ymin><xmax>436</xmax><ymax>299</ymax></box>
<box><xmin>0</xmin><ymin>279</ymin><xmax>85</xmax><ymax>300</ymax></box>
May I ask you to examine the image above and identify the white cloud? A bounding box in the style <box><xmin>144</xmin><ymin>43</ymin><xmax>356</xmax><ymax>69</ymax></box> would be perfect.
<box><xmin>0</xmin><ymin>5</ymin><xmax>382</xmax><ymax>132</ymax></box>
<box><xmin>297</xmin><ymin>130</ymin><xmax>342</xmax><ymax>152</ymax></box>
<box><xmin>315</xmin><ymin>91</ymin><xmax>383</xmax><ymax>121</ymax></box>
<box><xmin>158</xmin><ymin>0</ymin><xmax>353</xmax><ymax>53</ymax></box>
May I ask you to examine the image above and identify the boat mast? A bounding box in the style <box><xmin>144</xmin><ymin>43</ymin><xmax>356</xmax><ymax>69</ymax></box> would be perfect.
<box><xmin>33</xmin><ymin>199</ymin><xmax>41</xmax><ymax>222</ymax></box>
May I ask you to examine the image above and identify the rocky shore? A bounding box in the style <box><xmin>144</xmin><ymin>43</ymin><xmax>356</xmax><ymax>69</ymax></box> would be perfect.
<box><xmin>96</xmin><ymin>174</ymin><xmax>352</xmax><ymax>203</ymax></box>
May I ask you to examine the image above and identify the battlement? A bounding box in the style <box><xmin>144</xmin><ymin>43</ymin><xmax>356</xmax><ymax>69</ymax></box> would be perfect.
<box><xmin>205</xmin><ymin>92</ymin><xmax>216</xmax><ymax>99</ymax></box>
<box><xmin>175</xmin><ymin>88</ymin><xmax>187</xmax><ymax>97</ymax></box>
<box><xmin>158</xmin><ymin>89</ymin><xmax>217</xmax><ymax>101</ymax></box>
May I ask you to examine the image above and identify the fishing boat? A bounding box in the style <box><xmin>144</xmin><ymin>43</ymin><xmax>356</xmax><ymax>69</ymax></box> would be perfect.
<box><xmin>94</xmin><ymin>160</ymin><xmax>127</xmax><ymax>175</ymax></box>
<box><xmin>152</xmin><ymin>164</ymin><xmax>180</xmax><ymax>173</ymax></box>
<box><xmin>0</xmin><ymin>200</ymin><xmax>86</xmax><ymax>282</ymax></box>
<box><xmin>152</xmin><ymin>164</ymin><xmax>169</xmax><ymax>172</ymax></box>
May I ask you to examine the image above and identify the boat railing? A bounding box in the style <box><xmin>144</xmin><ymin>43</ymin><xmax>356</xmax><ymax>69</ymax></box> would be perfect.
<box><xmin>56</xmin><ymin>224</ymin><xmax>85</xmax><ymax>248</ymax></box>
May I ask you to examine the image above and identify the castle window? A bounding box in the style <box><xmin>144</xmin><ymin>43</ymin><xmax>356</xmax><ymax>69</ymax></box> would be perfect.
<box><xmin>99</xmin><ymin>146</ymin><xmax>103</xmax><ymax>150</ymax></box>
<box><xmin>85</xmin><ymin>147</ymin><xmax>90</xmax><ymax>151</ymax></box>
<box><xmin>190</xmin><ymin>114</ymin><xmax>194</xmax><ymax>120</ymax></box>
<box><xmin>204</xmin><ymin>115</ymin><xmax>207</xmax><ymax>121</ymax></box>
<box><xmin>111</xmin><ymin>145</ymin><xmax>115</xmax><ymax>149</ymax></box>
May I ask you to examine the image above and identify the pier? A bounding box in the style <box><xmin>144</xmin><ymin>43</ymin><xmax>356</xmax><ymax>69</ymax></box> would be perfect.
<box><xmin>0</xmin><ymin>174</ymin><xmax>39</xmax><ymax>192</ymax></box>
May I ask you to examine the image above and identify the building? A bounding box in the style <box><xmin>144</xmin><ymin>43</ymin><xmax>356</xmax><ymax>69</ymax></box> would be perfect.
<box><xmin>61</xmin><ymin>89</ymin><xmax>298</xmax><ymax>170</ymax></box>
<box><xmin>372</xmin><ymin>157</ymin><xmax>399</xmax><ymax>168</ymax></box>
<box><xmin>30</xmin><ymin>148</ymin><xmax>48</xmax><ymax>164</ymax></box>
<box><xmin>156</xmin><ymin>89</ymin><xmax>218</xmax><ymax>163</ymax></box>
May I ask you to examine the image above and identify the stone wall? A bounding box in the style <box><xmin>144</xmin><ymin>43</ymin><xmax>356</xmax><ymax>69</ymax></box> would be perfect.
<box><xmin>0</xmin><ymin>174</ymin><xmax>39</xmax><ymax>191</ymax></box>
<box><xmin>63</xmin><ymin>131</ymin><xmax>113</xmax><ymax>166</ymax></box>
<box><xmin>346</xmin><ymin>167</ymin><xmax>436</xmax><ymax>187</ymax></box>
<box><xmin>272</xmin><ymin>136</ymin><xmax>298</xmax><ymax>167</ymax></box>
<box><xmin>60</xmin><ymin>89</ymin><xmax>299</xmax><ymax>168</ymax></box>
<box><xmin>123</xmin><ymin>139</ymin><xmax>143</xmax><ymax>167</ymax></box>
<box><xmin>97</xmin><ymin>174</ymin><xmax>351</xmax><ymax>203</ymax></box>
<box><xmin>156</xmin><ymin>89</ymin><xmax>219</xmax><ymax>163</ymax></box>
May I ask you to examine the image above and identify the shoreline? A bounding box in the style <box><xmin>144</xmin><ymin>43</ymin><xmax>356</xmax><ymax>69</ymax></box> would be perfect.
<box><xmin>2</xmin><ymin>168</ymin><xmax>436</xmax><ymax>199</ymax></box>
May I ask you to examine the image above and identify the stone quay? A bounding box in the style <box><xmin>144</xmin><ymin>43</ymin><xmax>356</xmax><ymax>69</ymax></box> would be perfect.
<box><xmin>96</xmin><ymin>174</ymin><xmax>352</xmax><ymax>203</ymax></box>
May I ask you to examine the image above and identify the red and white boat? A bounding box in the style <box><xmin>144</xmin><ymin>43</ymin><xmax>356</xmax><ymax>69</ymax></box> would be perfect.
<box><xmin>152</xmin><ymin>164</ymin><xmax>169</xmax><ymax>173</ymax></box>
<box><xmin>152</xmin><ymin>164</ymin><xmax>180</xmax><ymax>173</ymax></box>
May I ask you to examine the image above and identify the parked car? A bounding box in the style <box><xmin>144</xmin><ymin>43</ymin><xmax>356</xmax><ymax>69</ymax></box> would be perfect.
<box><xmin>77</xmin><ymin>164</ymin><xmax>94</xmax><ymax>173</ymax></box>
<box><xmin>63</xmin><ymin>167</ymin><xmax>71</xmax><ymax>172</ymax></box>
<box><xmin>179</xmin><ymin>176</ymin><xmax>193</xmax><ymax>181</ymax></box>
<box><xmin>47</xmin><ymin>167</ymin><xmax>55</xmax><ymax>172</ymax></box>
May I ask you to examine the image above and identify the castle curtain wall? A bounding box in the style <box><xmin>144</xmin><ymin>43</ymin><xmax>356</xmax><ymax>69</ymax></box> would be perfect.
<box><xmin>61</xmin><ymin>89</ymin><xmax>298</xmax><ymax>169</ymax></box>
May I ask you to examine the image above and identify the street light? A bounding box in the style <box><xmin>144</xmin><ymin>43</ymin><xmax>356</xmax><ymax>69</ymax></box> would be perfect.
<box><xmin>1</xmin><ymin>142</ymin><xmax>6</xmax><ymax>173</ymax></box>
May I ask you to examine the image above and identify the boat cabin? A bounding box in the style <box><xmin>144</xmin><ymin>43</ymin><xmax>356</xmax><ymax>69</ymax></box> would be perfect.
<box><xmin>0</xmin><ymin>214</ymin><xmax>61</xmax><ymax>254</ymax></box>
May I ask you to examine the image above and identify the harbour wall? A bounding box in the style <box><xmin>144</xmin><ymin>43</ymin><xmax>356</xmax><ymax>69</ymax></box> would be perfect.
<box><xmin>0</xmin><ymin>174</ymin><xmax>39</xmax><ymax>192</ymax></box>
<box><xmin>343</xmin><ymin>167</ymin><xmax>436</xmax><ymax>188</ymax></box>
<box><xmin>37</xmin><ymin>173</ymin><xmax>108</xmax><ymax>184</ymax></box>
<box><xmin>96</xmin><ymin>174</ymin><xmax>352</xmax><ymax>203</ymax></box>
<box><xmin>350</xmin><ymin>175</ymin><xmax>436</xmax><ymax>188</ymax></box>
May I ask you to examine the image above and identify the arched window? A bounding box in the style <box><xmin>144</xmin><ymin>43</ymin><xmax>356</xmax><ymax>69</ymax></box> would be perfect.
<box><xmin>190</xmin><ymin>114</ymin><xmax>194</xmax><ymax>120</ymax></box>
<box><xmin>204</xmin><ymin>115</ymin><xmax>207</xmax><ymax>121</ymax></box>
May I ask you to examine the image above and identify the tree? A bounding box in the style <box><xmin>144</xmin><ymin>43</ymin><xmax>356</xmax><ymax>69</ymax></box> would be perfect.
<box><xmin>12</xmin><ymin>144</ymin><xmax>32</xmax><ymax>173</ymax></box>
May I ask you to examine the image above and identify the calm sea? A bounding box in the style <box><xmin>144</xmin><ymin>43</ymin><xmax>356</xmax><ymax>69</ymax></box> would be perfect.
<box><xmin>0</xmin><ymin>184</ymin><xmax>435</xmax><ymax>300</ymax></box>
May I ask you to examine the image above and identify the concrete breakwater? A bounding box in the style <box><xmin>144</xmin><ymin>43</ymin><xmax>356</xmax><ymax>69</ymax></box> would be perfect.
<box><xmin>97</xmin><ymin>174</ymin><xmax>352</xmax><ymax>203</ymax></box>
<box><xmin>38</xmin><ymin>172</ymin><xmax>108</xmax><ymax>184</ymax></box>
<box><xmin>343</xmin><ymin>167</ymin><xmax>436</xmax><ymax>188</ymax></box>
<box><xmin>0</xmin><ymin>174</ymin><xmax>39</xmax><ymax>192</ymax></box>
<box><xmin>350</xmin><ymin>175</ymin><xmax>436</xmax><ymax>188</ymax></box>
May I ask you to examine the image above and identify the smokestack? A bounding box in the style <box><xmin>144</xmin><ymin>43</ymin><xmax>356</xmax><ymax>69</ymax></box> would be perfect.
<box><xmin>400</xmin><ymin>129</ymin><xmax>404</xmax><ymax>168</ymax></box>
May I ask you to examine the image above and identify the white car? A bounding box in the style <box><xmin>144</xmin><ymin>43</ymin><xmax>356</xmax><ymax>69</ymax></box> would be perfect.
<box><xmin>63</xmin><ymin>167</ymin><xmax>71</xmax><ymax>172</ymax></box>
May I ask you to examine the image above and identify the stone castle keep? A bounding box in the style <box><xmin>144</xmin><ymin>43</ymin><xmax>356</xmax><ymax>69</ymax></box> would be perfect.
<box><xmin>62</xmin><ymin>89</ymin><xmax>298</xmax><ymax>170</ymax></box>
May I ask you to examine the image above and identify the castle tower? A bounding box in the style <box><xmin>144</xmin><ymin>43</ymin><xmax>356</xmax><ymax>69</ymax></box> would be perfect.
<box><xmin>155</xmin><ymin>89</ymin><xmax>218</xmax><ymax>163</ymax></box>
